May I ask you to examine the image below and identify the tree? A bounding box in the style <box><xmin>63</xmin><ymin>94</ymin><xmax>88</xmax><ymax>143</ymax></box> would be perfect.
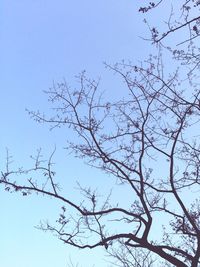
<box><xmin>139</xmin><ymin>0</ymin><xmax>200</xmax><ymax>74</ymax></box>
<box><xmin>2</xmin><ymin>2</ymin><xmax>200</xmax><ymax>267</ymax></box>
<box><xmin>1</xmin><ymin>53</ymin><xmax>200</xmax><ymax>266</ymax></box>
<box><xmin>139</xmin><ymin>0</ymin><xmax>200</xmax><ymax>44</ymax></box>
<box><xmin>108</xmin><ymin>243</ymin><xmax>156</xmax><ymax>267</ymax></box>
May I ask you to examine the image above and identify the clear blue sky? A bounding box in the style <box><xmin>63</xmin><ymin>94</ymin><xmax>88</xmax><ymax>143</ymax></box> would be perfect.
<box><xmin>0</xmin><ymin>1</ymin><xmax>169</xmax><ymax>266</ymax></box>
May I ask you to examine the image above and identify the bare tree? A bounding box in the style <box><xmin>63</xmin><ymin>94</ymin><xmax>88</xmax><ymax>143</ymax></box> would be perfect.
<box><xmin>1</xmin><ymin>53</ymin><xmax>200</xmax><ymax>266</ymax></box>
<box><xmin>139</xmin><ymin>0</ymin><xmax>200</xmax><ymax>74</ymax></box>
<box><xmin>139</xmin><ymin>0</ymin><xmax>200</xmax><ymax>44</ymax></box>
<box><xmin>107</xmin><ymin>242</ymin><xmax>156</xmax><ymax>267</ymax></box>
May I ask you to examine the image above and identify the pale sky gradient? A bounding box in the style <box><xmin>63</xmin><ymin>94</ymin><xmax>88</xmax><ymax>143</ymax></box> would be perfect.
<box><xmin>0</xmin><ymin>1</ymin><xmax>169</xmax><ymax>266</ymax></box>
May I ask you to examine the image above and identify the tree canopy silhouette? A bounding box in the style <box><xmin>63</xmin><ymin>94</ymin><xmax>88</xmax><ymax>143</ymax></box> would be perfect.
<box><xmin>1</xmin><ymin>56</ymin><xmax>200</xmax><ymax>266</ymax></box>
<box><xmin>1</xmin><ymin>2</ymin><xmax>200</xmax><ymax>267</ymax></box>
